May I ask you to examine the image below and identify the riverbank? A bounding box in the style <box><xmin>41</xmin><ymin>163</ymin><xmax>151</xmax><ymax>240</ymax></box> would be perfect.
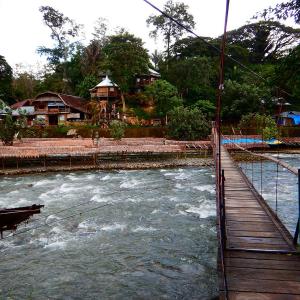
<box><xmin>0</xmin><ymin>138</ymin><xmax>212</xmax><ymax>176</ymax></box>
<box><xmin>0</xmin><ymin>157</ymin><xmax>213</xmax><ymax>176</ymax></box>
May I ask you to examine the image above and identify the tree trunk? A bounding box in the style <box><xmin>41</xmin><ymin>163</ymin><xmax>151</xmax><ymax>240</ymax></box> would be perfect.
<box><xmin>121</xmin><ymin>92</ymin><xmax>126</xmax><ymax>115</ymax></box>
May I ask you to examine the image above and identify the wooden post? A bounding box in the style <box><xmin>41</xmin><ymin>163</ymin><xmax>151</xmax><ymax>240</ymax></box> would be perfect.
<box><xmin>294</xmin><ymin>169</ymin><xmax>300</xmax><ymax>245</ymax></box>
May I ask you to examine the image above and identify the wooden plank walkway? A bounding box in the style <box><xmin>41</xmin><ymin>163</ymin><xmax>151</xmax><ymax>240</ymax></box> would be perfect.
<box><xmin>219</xmin><ymin>146</ymin><xmax>300</xmax><ymax>299</ymax></box>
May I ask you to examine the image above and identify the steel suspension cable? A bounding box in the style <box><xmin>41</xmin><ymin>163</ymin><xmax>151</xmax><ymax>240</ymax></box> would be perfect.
<box><xmin>275</xmin><ymin>162</ymin><xmax>279</xmax><ymax>214</ymax></box>
<box><xmin>142</xmin><ymin>0</ymin><xmax>292</xmax><ymax>97</ymax></box>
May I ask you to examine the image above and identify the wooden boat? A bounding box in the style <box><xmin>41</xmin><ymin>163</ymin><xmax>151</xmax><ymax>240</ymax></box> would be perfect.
<box><xmin>267</xmin><ymin>139</ymin><xmax>285</xmax><ymax>148</ymax></box>
<box><xmin>0</xmin><ymin>204</ymin><xmax>44</xmax><ymax>238</ymax></box>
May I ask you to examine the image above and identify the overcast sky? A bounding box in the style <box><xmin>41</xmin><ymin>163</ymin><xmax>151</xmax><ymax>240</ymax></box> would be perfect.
<box><xmin>0</xmin><ymin>0</ymin><xmax>290</xmax><ymax>72</ymax></box>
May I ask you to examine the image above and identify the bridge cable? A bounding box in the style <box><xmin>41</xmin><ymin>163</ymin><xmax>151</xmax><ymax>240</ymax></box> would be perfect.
<box><xmin>275</xmin><ymin>162</ymin><xmax>279</xmax><ymax>214</ymax></box>
<box><xmin>144</xmin><ymin>0</ymin><xmax>232</xmax><ymax>295</ymax></box>
<box><xmin>142</xmin><ymin>0</ymin><xmax>292</xmax><ymax>97</ymax></box>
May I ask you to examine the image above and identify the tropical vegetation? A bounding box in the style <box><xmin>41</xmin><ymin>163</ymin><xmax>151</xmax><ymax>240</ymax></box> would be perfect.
<box><xmin>0</xmin><ymin>0</ymin><xmax>299</xmax><ymax>140</ymax></box>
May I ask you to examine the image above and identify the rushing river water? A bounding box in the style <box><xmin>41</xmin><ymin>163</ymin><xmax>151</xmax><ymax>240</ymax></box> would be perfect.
<box><xmin>0</xmin><ymin>167</ymin><xmax>218</xmax><ymax>300</ymax></box>
<box><xmin>240</xmin><ymin>153</ymin><xmax>300</xmax><ymax>235</ymax></box>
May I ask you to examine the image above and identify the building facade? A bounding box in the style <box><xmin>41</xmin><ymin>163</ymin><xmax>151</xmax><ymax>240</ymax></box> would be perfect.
<box><xmin>32</xmin><ymin>92</ymin><xmax>89</xmax><ymax>125</ymax></box>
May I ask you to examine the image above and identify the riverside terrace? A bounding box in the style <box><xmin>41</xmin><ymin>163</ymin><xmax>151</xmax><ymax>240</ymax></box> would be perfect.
<box><xmin>1</xmin><ymin>136</ymin><xmax>300</xmax><ymax>175</ymax></box>
<box><xmin>0</xmin><ymin>138</ymin><xmax>212</xmax><ymax>174</ymax></box>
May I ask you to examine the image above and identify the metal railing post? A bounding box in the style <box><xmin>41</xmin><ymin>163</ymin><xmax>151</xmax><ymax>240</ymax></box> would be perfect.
<box><xmin>293</xmin><ymin>169</ymin><xmax>300</xmax><ymax>245</ymax></box>
<box><xmin>221</xmin><ymin>169</ymin><xmax>226</xmax><ymax>247</ymax></box>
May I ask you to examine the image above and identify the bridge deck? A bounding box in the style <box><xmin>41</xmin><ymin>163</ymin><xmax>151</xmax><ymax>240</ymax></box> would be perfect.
<box><xmin>220</xmin><ymin>146</ymin><xmax>300</xmax><ymax>299</ymax></box>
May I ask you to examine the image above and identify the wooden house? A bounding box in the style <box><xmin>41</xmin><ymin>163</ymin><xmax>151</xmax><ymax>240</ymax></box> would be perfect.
<box><xmin>89</xmin><ymin>76</ymin><xmax>120</xmax><ymax>119</ymax></box>
<box><xmin>135</xmin><ymin>69</ymin><xmax>160</xmax><ymax>93</ymax></box>
<box><xmin>32</xmin><ymin>92</ymin><xmax>89</xmax><ymax>125</ymax></box>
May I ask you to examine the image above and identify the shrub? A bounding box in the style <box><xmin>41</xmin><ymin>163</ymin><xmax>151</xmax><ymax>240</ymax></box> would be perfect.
<box><xmin>167</xmin><ymin>106</ymin><xmax>211</xmax><ymax>140</ymax></box>
<box><xmin>109</xmin><ymin>120</ymin><xmax>127</xmax><ymax>140</ymax></box>
<box><xmin>238</xmin><ymin>113</ymin><xmax>279</xmax><ymax>139</ymax></box>
<box><xmin>0</xmin><ymin>114</ymin><xmax>17</xmax><ymax>145</ymax></box>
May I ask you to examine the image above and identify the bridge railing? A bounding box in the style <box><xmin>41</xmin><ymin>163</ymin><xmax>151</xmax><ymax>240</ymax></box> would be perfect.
<box><xmin>222</xmin><ymin>134</ymin><xmax>300</xmax><ymax>246</ymax></box>
<box><xmin>211</xmin><ymin>123</ymin><xmax>228</xmax><ymax>297</ymax></box>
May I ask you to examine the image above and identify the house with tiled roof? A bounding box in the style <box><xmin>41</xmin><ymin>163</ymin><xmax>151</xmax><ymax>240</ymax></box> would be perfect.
<box><xmin>32</xmin><ymin>92</ymin><xmax>89</xmax><ymax>125</ymax></box>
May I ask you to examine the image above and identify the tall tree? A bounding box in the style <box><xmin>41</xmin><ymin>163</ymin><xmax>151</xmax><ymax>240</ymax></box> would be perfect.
<box><xmin>12</xmin><ymin>72</ymin><xmax>40</xmax><ymax>100</ymax></box>
<box><xmin>146</xmin><ymin>0</ymin><xmax>195</xmax><ymax>63</ymax></box>
<box><xmin>92</xmin><ymin>17</ymin><xmax>108</xmax><ymax>44</ymax></box>
<box><xmin>80</xmin><ymin>40</ymin><xmax>104</xmax><ymax>77</ymax></box>
<box><xmin>0</xmin><ymin>55</ymin><xmax>13</xmax><ymax>104</ymax></box>
<box><xmin>222</xmin><ymin>79</ymin><xmax>272</xmax><ymax>121</ymax></box>
<box><xmin>161</xmin><ymin>56</ymin><xmax>217</xmax><ymax>104</ymax></box>
<box><xmin>38</xmin><ymin>6</ymin><xmax>83</xmax><ymax>91</ymax></box>
<box><xmin>225</xmin><ymin>21</ymin><xmax>300</xmax><ymax>63</ymax></box>
<box><xmin>274</xmin><ymin>45</ymin><xmax>300</xmax><ymax>106</ymax></box>
<box><xmin>256</xmin><ymin>0</ymin><xmax>300</xmax><ymax>24</ymax></box>
<box><xmin>145</xmin><ymin>79</ymin><xmax>182</xmax><ymax>117</ymax></box>
<box><xmin>150</xmin><ymin>50</ymin><xmax>163</xmax><ymax>70</ymax></box>
<box><xmin>102</xmin><ymin>31</ymin><xmax>149</xmax><ymax>112</ymax></box>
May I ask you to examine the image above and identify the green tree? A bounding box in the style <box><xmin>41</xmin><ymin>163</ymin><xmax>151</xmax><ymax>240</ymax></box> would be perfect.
<box><xmin>192</xmin><ymin>100</ymin><xmax>216</xmax><ymax>120</ymax></box>
<box><xmin>12</xmin><ymin>72</ymin><xmax>40</xmax><ymax>100</ymax></box>
<box><xmin>65</xmin><ymin>48</ymin><xmax>85</xmax><ymax>93</ymax></box>
<box><xmin>150</xmin><ymin>50</ymin><xmax>163</xmax><ymax>70</ymax></box>
<box><xmin>172</xmin><ymin>36</ymin><xmax>218</xmax><ymax>59</ymax></box>
<box><xmin>38</xmin><ymin>6</ymin><xmax>83</xmax><ymax>65</ymax></box>
<box><xmin>0</xmin><ymin>101</ymin><xmax>16</xmax><ymax>145</ymax></box>
<box><xmin>274</xmin><ymin>45</ymin><xmax>300</xmax><ymax>106</ymax></box>
<box><xmin>81</xmin><ymin>40</ymin><xmax>104</xmax><ymax>77</ymax></box>
<box><xmin>37</xmin><ymin>71</ymin><xmax>65</xmax><ymax>93</ymax></box>
<box><xmin>109</xmin><ymin>120</ymin><xmax>126</xmax><ymax>140</ymax></box>
<box><xmin>145</xmin><ymin>79</ymin><xmax>182</xmax><ymax>117</ymax></box>
<box><xmin>92</xmin><ymin>17</ymin><xmax>108</xmax><ymax>43</ymax></box>
<box><xmin>161</xmin><ymin>56</ymin><xmax>217</xmax><ymax>104</ymax></box>
<box><xmin>225</xmin><ymin>21</ymin><xmax>300</xmax><ymax>63</ymax></box>
<box><xmin>0</xmin><ymin>55</ymin><xmax>13</xmax><ymax>104</ymax></box>
<box><xmin>76</xmin><ymin>75</ymin><xmax>98</xmax><ymax>99</ymax></box>
<box><xmin>102</xmin><ymin>31</ymin><xmax>149</xmax><ymax>112</ymax></box>
<box><xmin>0</xmin><ymin>114</ymin><xmax>17</xmax><ymax>145</ymax></box>
<box><xmin>238</xmin><ymin>113</ymin><xmax>278</xmax><ymax>139</ymax></box>
<box><xmin>146</xmin><ymin>0</ymin><xmax>195</xmax><ymax>62</ymax></box>
<box><xmin>256</xmin><ymin>1</ymin><xmax>300</xmax><ymax>24</ymax></box>
<box><xmin>167</xmin><ymin>106</ymin><xmax>210</xmax><ymax>140</ymax></box>
<box><xmin>222</xmin><ymin>80</ymin><xmax>272</xmax><ymax>121</ymax></box>
<box><xmin>38</xmin><ymin>6</ymin><xmax>83</xmax><ymax>91</ymax></box>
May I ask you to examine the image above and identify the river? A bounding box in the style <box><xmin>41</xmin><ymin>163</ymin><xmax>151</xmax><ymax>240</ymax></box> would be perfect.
<box><xmin>240</xmin><ymin>152</ymin><xmax>300</xmax><ymax>236</ymax></box>
<box><xmin>0</xmin><ymin>167</ymin><xmax>218</xmax><ymax>299</ymax></box>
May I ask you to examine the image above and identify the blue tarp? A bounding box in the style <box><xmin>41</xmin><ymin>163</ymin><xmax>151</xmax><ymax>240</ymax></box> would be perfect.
<box><xmin>288</xmin><ymin>114</ymin><xmax>300</xmax><ymax>125</ymax></box>
<box><xmin>222</xmin><ymin>138</ymin><xmax>264</xmax><ymax>144</ymax></box>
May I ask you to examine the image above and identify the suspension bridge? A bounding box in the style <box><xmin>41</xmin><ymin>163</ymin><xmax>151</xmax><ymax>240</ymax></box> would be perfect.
<box><xmin>213</xmin><ymin>127</ymin><xmax>300</xmax><ymax>299</ymax></box>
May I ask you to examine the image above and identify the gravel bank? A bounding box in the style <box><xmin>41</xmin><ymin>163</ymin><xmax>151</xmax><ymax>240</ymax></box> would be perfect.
<box><xmin>0</xmin><ymin>157</ymin><xmax>213</xmax><ymax>176</ymax></box>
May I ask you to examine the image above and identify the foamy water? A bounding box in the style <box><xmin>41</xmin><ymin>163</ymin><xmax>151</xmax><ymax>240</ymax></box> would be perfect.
<box><xmin>0</xmin><ymin>167</ymin><xmax>218</xmax><ymax>299</ymax></box>
<box><xmin>240</xmin><ymin>154</ymin><xmax>300</xmax><ymax>234</ymax></box>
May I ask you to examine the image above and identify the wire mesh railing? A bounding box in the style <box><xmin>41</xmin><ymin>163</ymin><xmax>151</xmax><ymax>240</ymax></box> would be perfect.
<box><xmin>222</xmin><ymin>134</ymin><xmax>300</xmax><ymax>246</ymax></box>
